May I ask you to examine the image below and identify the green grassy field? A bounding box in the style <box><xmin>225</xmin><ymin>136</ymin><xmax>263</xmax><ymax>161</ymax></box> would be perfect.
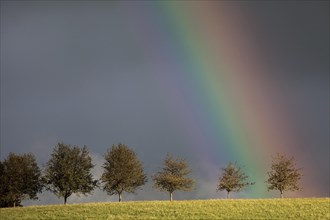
<box><xmin>1</xmin><ymin>198</ymin><xmax>329</xmax><ymax>219</ymax></box>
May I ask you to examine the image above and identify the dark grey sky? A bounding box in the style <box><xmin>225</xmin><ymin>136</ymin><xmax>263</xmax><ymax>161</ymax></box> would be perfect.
<box><xmin>1</xmin><ymin>1</ymin><xmax>329</xmax><ymax>204</ymax></box>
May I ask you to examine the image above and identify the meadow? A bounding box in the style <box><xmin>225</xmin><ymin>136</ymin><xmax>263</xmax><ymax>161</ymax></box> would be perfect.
<box><xmin>1</xmin><ymin>198</ymin><xmax>329</xmax><ymax>219</ymax></box>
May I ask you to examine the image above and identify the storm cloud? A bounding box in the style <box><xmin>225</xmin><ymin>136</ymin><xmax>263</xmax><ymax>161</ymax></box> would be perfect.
<box><xmin>1</xmin><ymin>1</ymin><xmax>328</xmax><ymax>205</ymax></box>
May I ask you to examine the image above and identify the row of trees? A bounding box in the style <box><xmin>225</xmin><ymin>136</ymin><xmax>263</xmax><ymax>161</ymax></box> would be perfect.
<box><xmin>0</xmin><ymin>143</ymin><xmax>302</xmax><ymax>207</ymax></box>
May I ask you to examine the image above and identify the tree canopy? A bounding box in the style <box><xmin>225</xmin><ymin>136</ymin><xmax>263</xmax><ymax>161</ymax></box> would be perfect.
<box><xmin>266</xmin><ymin>153</ymin><xmax>302</xmax><ymax>198</ymax></box>
<box><xmin>0</xmin><ymin>153</ymin><xmax>42</xmax><ymax>207</ymax></box>
<box><xmin>43</xmin><ymin>143</ymin><xmax>97</xmax><ymax>204</ymax></box>
<box><xmin>217</xmin><ymin>162</ymin><xmax>254</xmax><ymax>199</ymax></box>
<box><xmin>152</xmin><ymin>154</ymin><xmax>194</xmax><ymax>201</ymax></box>
<box><xmin>100</xmin><ymin>143</ymin><xmax>147</xmax><ymax>202</ymax></box>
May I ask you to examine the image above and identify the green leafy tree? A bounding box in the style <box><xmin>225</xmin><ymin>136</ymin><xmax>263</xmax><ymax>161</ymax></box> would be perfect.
<box><xmin>43</xmin><ymin>143</ymin><xmax>97</xmax><ymax>204</ymax></box>
<box><xmin>101</xmin><ymin>143</ymin><xmax>147</xmax><ymax>202</ymax></box>
<box><xmin>266</xmin><ymin>153</ymin><xmax>302</xmax><ymax>198</ymax></box>
<box><xmin>152</xmin><ymin>154</ymin><xmax>194</xmax><ymax>201</ymax></box>
<box><xmin>217</xmin><ymin>162</ymin><xmax>254</xmax><ymax>199</ymax></box>
<box><xmin>0</xmin><ymin>153</ymin><xmax>42</xmax><ymax>207</ymax></box>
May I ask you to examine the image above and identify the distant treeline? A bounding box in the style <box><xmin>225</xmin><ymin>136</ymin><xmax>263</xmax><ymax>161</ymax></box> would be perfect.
<box><xmin>0</xmin><ymin>142</ymin><xmax>302</xmax><ymax>207</ymax></box>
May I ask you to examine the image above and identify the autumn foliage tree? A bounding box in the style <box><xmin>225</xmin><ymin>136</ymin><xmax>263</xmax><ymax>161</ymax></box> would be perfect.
<box><xmin>152</xmin><ymin>154</ymin><xmax>194</xmax><ymax>201</ymax></box>
<box><xmin>101</xmin><ymin>143</ymin><xmax>147</xmax><ymax>202</ymax></box>
<box><xmin>43</xmin><ymin>143</ymin><xmax>97</xmax><ymax>204</ymax></box>
<box><xmin>217</xmin><ymin>162</ymin><xmax>254</xmax><ymax>199</ymax></box>
<box><xmin>0</xmin><ymin>153</ymin><xmax>43</xmax><ymax>207</ymax></box>
<box><xmin>266</xmin><ymin>153</ymin><xmax>302</xmax><ymax>198</ymax></box>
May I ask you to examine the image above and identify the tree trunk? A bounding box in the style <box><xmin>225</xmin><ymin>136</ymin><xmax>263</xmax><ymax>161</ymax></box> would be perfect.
<box><xmin>227</xmin><ymin>191</ymin><xmax>230</xmax><ymax>199</ymax></box>
<box><xmin>170</xmin><ymin>192</ymin><xmax>173</xmax><ymax>201</ymax></box>
<box><xmin>14</xmin><ymin>195</ymin><xmax>19</xmax><ymax>207</ymax></box>
<box><xmin>280</xmin><ymin>192</ymin><xmax>283</xmax><ymax>199</ymax></box>
<box><xmin>64</xmin><ymin>196</ymin><xmax>67</xmax><ymax>205</ymax></box>
<box><xmin>118</xmin><ymin>193</ymin><xmax>122</xmax><ymax>202</ymax></box>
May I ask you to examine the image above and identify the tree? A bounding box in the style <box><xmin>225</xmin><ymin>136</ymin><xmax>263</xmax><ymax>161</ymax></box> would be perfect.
<box><xmin>43</xmin><ymin>143</ymin><xmax>97</xmax><ymax>204</ymax></box>
<box><xmin>216</xmin><ymin>162</ymin><xmax>254</xmax><ymax>199</ymax></box>
<box><xmin>266</xmin><ymin>153</ymin><xmax>302</xmax><ymax>198</ymax></box>
<box><xmin>100</xmin><ymin>143</ymin><xmax>147</xmax><ymax>202</ymax></box>
<box><xmin>152</xmin><ymin>154</ymin><xmax>194</xmax><ymax>201</ymax></box>
<box><xmin>0</xmin><ymin>153</ymin><xmax>43</xmax><ymax>207</ymax></box>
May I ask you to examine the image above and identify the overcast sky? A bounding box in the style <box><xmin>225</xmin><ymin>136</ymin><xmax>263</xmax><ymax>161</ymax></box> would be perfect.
<box><xmin>1</xmin><ymin>1</ymin><xmax>329</xmax><ymax>205</ymax></box>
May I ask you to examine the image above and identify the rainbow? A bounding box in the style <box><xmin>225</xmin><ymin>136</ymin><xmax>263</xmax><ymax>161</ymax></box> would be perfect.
<box><xmin>143</xmin><ymin>2</ymin><xmax>303</xmax><ymax>197</ymax></box>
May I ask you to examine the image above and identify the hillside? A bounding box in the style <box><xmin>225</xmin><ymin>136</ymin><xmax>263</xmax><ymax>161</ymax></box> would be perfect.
<box><xmin>1</xmin><ymin>198</ymin><xmax>329</xmax><ymax>219</ymax></box>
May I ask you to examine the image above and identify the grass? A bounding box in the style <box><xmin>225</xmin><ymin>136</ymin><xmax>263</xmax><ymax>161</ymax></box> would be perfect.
<box><xmin>1</xmin><ymin>198</ymin><xmax>329</xmax><ymax>219</ymax></box>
